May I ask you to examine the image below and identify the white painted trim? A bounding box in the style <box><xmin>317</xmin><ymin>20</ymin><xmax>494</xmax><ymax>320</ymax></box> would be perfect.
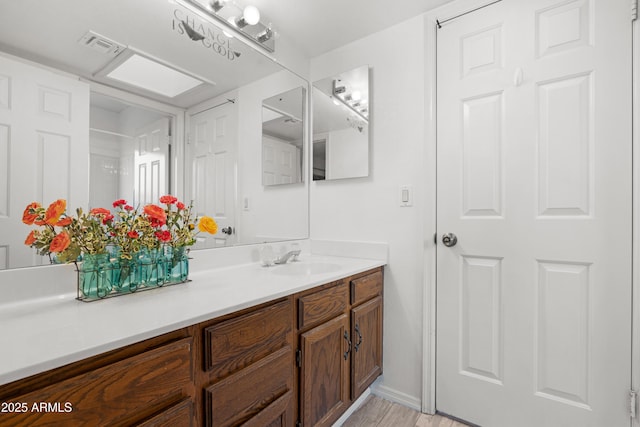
<box><xmin>632</xmin><ymin>12</ymin><xmax>640</xmax><ymax>427</ymax></box>
<box><xmin>373</xmin><ymin>382</ymin><xmax>422</xmax><ymax>412</ymax></box>
<box><xmin>421</xmin><ymin>0</ymin><xmax>503</xmax><ymax>416</ymax></box>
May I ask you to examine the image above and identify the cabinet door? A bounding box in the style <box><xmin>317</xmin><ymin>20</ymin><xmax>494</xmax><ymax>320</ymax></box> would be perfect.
<box><xmin>300</xmin><ymin>314</ymin><xmax>350</xmax><ymax>427</ymax></box>
<box><xmin>351</xmin><ymin>296</ymin><xmax>383</xmax><ymax>399</ymax></box>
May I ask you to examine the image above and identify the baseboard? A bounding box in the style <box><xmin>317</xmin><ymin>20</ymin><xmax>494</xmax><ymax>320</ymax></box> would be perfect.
<box><xmin>331</xmin><ymin>388</ymin><xmax>372</xmax><ymax>427</ymax></box>
<box><xmin>371</xmin><ymin>383</ymin><xmax>422</xmax><ymax>412</ymax></box>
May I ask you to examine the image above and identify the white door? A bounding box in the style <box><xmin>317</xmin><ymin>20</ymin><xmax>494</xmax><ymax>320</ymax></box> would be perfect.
<box><xmin>188</xmin><ymin>103</ymin><xmax>237</xmax><ymax>247</ymax></box>
<box><xmin>134</xmin><ymin>117</ymin><xmax>171</xmax><ymax>207</ymax></box>
<box><xmin>0</xmin><ymin>54</ymin><xmax>89</xmax><ymax>269</ymax></box>
<box><xmin>262</xmin><ymin>135</ymin><xmax>301</xmax><ymax>185</ymax></box>
<box><xmin>436</xmin><ymin>1</ymin><xmax>632</xmax><ymax>426</ymax></box>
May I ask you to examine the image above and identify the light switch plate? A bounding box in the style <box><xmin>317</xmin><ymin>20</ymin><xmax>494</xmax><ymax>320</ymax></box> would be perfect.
<box><xmin>399</xmin><ymin>185</ymin><xmax>413</xmax><ymax>207</ymax></box>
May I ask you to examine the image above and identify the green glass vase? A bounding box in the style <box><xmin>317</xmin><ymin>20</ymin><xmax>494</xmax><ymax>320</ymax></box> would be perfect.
<box><xmin>79</xmin><ymin>253</ymin><xmax>112</xmax><ymax>299</ymax></box>
<box><xmin>165</xmin><ymin>246</ymin><xmax>189</xmax><ymax>284</ymax></box>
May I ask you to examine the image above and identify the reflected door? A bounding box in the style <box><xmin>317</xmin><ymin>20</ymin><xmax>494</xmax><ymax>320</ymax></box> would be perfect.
<box><xmin>0</xmin><ymin>54</ymin><xmax>89</xmax><ymax>269</ymax></box>
<box><xmin>134</xmin><ymin>117</ymin><xmax>171</xmax><ymax>207</ymax></box>
<box><xmin>436</xmin><ymin>1</ymin><xmax>631</xmax><ymax>426</ymax></box>
<box><xmin>188</xmin><ymin>103</ymin><xmax>237</xmax><ymax>248</ymax></box>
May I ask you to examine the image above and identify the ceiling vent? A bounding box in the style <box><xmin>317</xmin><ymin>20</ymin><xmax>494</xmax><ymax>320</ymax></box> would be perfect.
<box><xmin>78</xmin><ymin>31</ymin><xmax>125</xmax><ymax>56</ymax></box>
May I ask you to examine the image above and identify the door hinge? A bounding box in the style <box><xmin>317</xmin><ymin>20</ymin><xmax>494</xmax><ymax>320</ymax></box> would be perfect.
<box><xmin>630</xmin><ymin>390</ymin><xmax>637</xmax><ymax>418</ymax></box>
<box><xmin>296</xmin><ymin>349</ymin><xmax>302</xmax><ymax>367</ymax></box>
<box><xmin>633</xmin><ymin>0</ymin><xmax>638</xmax><ymax>21</ymax></box>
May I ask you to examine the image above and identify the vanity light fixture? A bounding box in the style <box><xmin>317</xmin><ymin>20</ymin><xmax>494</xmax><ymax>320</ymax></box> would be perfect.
<box><xmin>175</xmin><ymin>0</ymin><xmax>275</xmax><ymax>52</ymax></box>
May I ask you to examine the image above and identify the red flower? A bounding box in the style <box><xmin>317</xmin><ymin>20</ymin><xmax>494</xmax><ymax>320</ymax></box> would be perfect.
<box><xmin>155</xmin><ymin>230</ymin><xmax>172</xmax><ymax>242</ymax></box>
<box><xmin>124</xmin><ymin>205</ymin><xmax>134</xmax><ymax>211</ymax></box>
<box><xmin>144</xmin><ymin>204</ymin><xmax>167</xmax><ymax>227</ymax></box>
<box><xmin>49</xmin><ymin>232</ymin><xmax>71</xmax><ymax>253</ymax></box>
<box><xmin>24</xmin><ymin>230</ymin><xmax>36</xmax><ymax>245</ymax></box>
<box><xmin>56</xmin><ymin>217</ymin><xmax>72</xmax><ymax>227</ymax></box>
<box><xmin>22</xmin><ymin>202</ymin><xmax>41</xmax><ymax>225</ymax></box>
<box><xmin>112</xmin><ymin>199</ymin><xmax>127</xmax><ymax>208</ymax></box>
<box><xmin>160</xmin><ymin>195</ymin><xmax>178</xmax><ymax>205</ymax></box>
<box><xmin>127</xmin><ymin>230</ymin><xmax>140</xmax><ymax>239</ymax></box>
<box><xmin>90</xmin><ymin>207</ymin><xmax>111</xmax><ymax>216</ymax></box>
<box><xmin>44</xmin><ymin>199</ymin><xmax>66</xmax><ymax>226</ymax></box>
<box><xmin>176</xmin><ymin>202</ymin><xmax>185</xmax><ymax>210</ymax></box>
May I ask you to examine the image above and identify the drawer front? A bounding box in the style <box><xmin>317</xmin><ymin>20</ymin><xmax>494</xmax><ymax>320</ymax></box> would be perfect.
<box><xmin>350</xmin><ymin>269</ymin><xmax>383</xmax><ymax>306</ymax></box>
<box><xmin>1</xmin><ymin>338</ymin><xmax>193</xmax><ymax>426</ymax></box>
<box><xmin>205</xmin><ymin>346</ymin><xmax>293</xmax><ymax>427</ymax></box>
<box><xmin>203</xmin><ymin>298</ymin><xmax>292</xmax><ymax>380</ymax></box>
<box><xmin>297</xmin><ymin>282</ymin><xmax>348</xmax><ymax>330</ymax></box>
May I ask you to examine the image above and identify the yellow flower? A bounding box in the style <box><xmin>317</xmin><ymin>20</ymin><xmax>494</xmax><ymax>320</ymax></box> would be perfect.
<box><xmin>198</xmin><ymin>216</ymin><xmax>217</xmax><ymax>234</ymax></box>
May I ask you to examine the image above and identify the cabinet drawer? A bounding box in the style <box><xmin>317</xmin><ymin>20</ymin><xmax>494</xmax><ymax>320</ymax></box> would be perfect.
<box><xmin>203</xmin><ymin>298</ymin><xmax>292</xmax><ymax>380</ymax></box>
<box><xmin>1</xmin><ymin>338</ymin><xmax>193</xmax><ymax>426</ymax></box>
<box><xmin>350</xmin><ymin>269</ymin><xmax>383</xmax><ymax>306</ymax></box>
<box><xmin>297</xmin><ymin>282</ymin><xmax>348</xmax><ymax>330</ymax></box>
<box><xmin>205</xmin><ymin>346</ymin><xmax>293</xmax><ymax>427</ymax></box>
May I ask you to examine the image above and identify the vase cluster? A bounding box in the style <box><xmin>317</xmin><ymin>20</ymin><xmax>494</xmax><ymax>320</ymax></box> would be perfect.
<box><xmin>79</xmin><ymin>246</ymin><xmax>189</xmax><ymax>300</ymax></box>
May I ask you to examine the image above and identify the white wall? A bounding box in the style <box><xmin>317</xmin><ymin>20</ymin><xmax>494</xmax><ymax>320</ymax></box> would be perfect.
<box><xmin>237</xmin><ymin>70</ymin><xmax>309</xmax><ymax>244</ymax></box>
<box><xmin>310</xmin><ymin>16</ymin><xmax>426</xmax><ymax>407</ymax></box>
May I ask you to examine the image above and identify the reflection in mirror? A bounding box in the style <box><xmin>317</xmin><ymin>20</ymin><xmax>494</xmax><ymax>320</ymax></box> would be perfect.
<box><xmin>90</xmin><ymin>93</ymin><xmax>173</xmax><ymax>212</ymax></box>
<box><xmin>0</xmin><ymin>0</ymin><xmax>309</xmax><ymax>271</ymax></box>
<box><xmin>312</xmin><ymin>65</ymin><xmax>370</xmax><ymax>181</ymax></box>
<box><xmin>262</xmin><ymin>87</ymin><xmax>305</xmax><ymax>186</ymax></box>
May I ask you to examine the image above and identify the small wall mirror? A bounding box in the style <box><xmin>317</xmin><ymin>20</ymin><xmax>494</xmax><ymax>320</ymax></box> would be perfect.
<box><xmin>262</xmin><ymin>86</ymin><xmax>306</xmax><ymax>186</ymax></box>
<box><xmin>312</xmin><ymin>65</ymin><xmax>370</xmax><ymax>181</ymax></box>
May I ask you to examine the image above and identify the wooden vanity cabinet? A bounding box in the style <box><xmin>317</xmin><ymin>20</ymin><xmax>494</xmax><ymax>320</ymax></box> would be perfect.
<box><xmin>197</xmin><ymin>297</ymin><xmax>294</xmax><ymax>427</ymax></box>
<box><xmin>0</xmin><ymin>328</ymin><xmax>196</xmax><ymax>426</ymax></box>
<box><xmin>295</xmin><ymin>267</ymin><xmax>384</xmax><ymax>427</ymax></box>
<box><xmin>0</xmin><ymin>267</ymin><xmax>382</xmax><ymax>427</ymax></box>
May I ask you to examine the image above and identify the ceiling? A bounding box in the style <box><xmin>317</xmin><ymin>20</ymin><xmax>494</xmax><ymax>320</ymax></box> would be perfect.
<box><xmin>251</xmin><ymin>0</ymin><xmax>454</xmax><ymax>57</ymax></box>
<box><xmin>0</xmin><ymin>0</ymin><xmax>452</xmax><ymax>107</ymax></box>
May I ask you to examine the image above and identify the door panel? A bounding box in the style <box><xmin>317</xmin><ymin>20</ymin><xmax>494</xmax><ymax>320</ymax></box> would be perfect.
<box><xmin>436</xmin><ymin>1</ymin><xmax>631</xmax><ymax>426</ymax></box>
<box><xmin>188</xmin><ymin>103</ymin><xmax>237</xmax><ymax>248</ymax></box>
<box><xmin>0</xmin><ymin>54</ymin><xmax>89</xmax><ymax>269</ymax></box>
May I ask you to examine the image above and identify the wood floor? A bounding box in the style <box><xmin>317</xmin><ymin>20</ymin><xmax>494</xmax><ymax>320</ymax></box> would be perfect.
<box><xmin>341</xmin><ymin>395</ymin><xmax>470</xmax><ymax>427</ymax></box>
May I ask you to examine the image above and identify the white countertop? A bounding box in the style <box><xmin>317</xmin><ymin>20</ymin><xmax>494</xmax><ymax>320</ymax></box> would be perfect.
<box><xmin>0</xmin><ymin>253</ymin><xmax>385</xmax><ymax>386</ymax></box>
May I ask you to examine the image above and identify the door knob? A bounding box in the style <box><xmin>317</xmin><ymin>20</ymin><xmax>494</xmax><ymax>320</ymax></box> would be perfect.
<box><xmin>221</xmin><ymin>226</ymin><xmax>234</xmax><ymax>235</ymax></box>
<box><xmin>442</xmin><ymin>233</ymin><xmax>457</xmax><ymax>247</ymax></box>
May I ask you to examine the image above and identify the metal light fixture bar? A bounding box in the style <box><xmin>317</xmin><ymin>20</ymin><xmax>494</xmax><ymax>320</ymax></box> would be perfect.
<box><xmin>176</xmin><ymin>0</ymin><xmax>275</xmax><ymax>52</ymax></box>
<box><xmin>332</xmin><ymin>80</ymin><xmax>369</xmax><ymax>123</ymax></box>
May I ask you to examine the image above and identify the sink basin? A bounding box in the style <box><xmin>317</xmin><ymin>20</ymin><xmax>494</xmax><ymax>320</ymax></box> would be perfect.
<box><xmin>270</xmin><ymin>262</ymin><xmax>342</xmax><ymax>276</ymax></box>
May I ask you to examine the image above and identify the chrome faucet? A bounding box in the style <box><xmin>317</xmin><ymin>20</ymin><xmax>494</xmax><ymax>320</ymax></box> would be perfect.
<box><xmin>274</xmin><ymin>249</ymin><xmax>301</xmax><ymax>264</ymax></box>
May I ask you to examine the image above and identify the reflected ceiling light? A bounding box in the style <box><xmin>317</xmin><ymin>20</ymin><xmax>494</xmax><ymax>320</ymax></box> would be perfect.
<box><xmin>175</xmin><ymin>0</ymin><xmax>275</xmax><ymax>52</ymax></box>
<box><xmin>98</xmin><ymin>50</ymin><xmax>208</xmax><ymax>98</ymax></box>
<box><xmin>332</xmin><ymin>79</ymin><xmax>369</xmax><ymax>123</ymax></box>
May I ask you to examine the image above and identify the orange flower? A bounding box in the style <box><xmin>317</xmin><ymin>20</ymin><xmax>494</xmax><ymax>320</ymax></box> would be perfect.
<box><xmin>44</xmin><ymin>199</ymin><xmax>66</xmax><ymax>225</ymax></box>
<box><xmin>144</xmin><ymin>204</ymin><xmax>167</xmax><ymax>227</ymax></box>
<box><xmin>24</xmin><ymin>230</ymin><xmax>36</xmax><ymax>246</ymax></box>
<box><xmin>56</xmin><ymin>217</ymin><xmax>72</xmax><ymax>227</ymax></box>
<box><xmin>198</xmin><ymin>216</ymin><xmax>217</xmax><ymax>234</ymax></box>
<box><xmin>22</xmin><ymin>202</ymin><xmax>41</xmax><ymax>225</ymax></box>
<box><xmin>49</xmin><ymin>232</ymin><xmax>70</xmax><ymax>253</ymax></box>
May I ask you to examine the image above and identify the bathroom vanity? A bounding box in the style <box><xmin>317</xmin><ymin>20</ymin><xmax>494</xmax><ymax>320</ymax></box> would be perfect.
<box><xmin>0</xmin><ymin>255</ymin><xmax>384</xmax><ymax>426</ymax></box>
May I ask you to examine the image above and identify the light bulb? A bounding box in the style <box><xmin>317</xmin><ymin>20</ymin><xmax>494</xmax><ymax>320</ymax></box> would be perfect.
<box><xmin>243</xmin><ymin>5</ymin><xmax>260</xmax><ymax>25</ymax></box>
<box><xmin>352</xmin><ymin>91</ymin><xmax>362</xmax><ymax>101</ymax></box>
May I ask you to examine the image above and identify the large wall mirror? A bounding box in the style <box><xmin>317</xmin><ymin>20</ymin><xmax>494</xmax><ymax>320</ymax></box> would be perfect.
<box><xmin>0</xmin><ymin>0</ymin><xmax>308</xmax><ymax>270</ymax></box>
<box><xmin>312</xmin><ymin>65</ymin><xmax>370</xmax><ymax>180</ymax></box>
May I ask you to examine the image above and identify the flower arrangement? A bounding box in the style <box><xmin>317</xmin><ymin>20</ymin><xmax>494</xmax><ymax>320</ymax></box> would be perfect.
<box><xmin>23</xmin><ymin>196</ymin><xmax>216</xmax><ymax>260</ymax></box>
<box><xmin>22</xmin><ymin>195</ymin><xmax>217</xmax><ymax>299</ymax></box>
